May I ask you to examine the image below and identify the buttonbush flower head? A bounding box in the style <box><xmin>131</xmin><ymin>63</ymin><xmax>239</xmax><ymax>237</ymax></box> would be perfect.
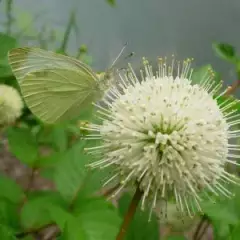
<box><xmin>84</xmin><ymin>57</ymin><xmax>240</xmax><ymax>218</ymax></box>
<box><xmin>0</xmin><ymin>84</ymin><xmax>23</xmax><ymax>125</ymax></box>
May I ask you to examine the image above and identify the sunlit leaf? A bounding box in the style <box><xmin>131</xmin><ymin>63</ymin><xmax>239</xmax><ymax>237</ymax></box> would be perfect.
<box><xmin>72</xmin><ymin>196</ymin><xmax>121</xmax><ymax>240</ymax></box>
<box><xmin>20</xmin><ymin>191</ymin><xmax>67</xmax><ymax>229</ymax></box>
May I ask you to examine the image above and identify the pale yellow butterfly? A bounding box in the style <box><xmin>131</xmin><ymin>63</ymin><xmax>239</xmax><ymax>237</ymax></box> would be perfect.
<box><xmin>8</xmin><ymin>45</ymin><xmax>127</xmax><ymax>124</ymax></box>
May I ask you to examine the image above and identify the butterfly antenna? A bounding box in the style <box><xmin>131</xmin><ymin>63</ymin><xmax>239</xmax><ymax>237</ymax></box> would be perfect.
<box><xmin>110</xmin><ymin>42</ymin><xmax>128</xmax><ymax>69</ymax></box>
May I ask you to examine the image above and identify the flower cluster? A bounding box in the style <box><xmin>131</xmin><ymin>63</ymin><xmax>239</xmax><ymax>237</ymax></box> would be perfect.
<box><xmin>84</xmin><ymin>57</ymin><xmax>240</xmax><ymax>218</ymax></box>
<box><xmin>0</xmin><ymin>84</ymin><xmax>23</xmax><ymax>125</ymax></box>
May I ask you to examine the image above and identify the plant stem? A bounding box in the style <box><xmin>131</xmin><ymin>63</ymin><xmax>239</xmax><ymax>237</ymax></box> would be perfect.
<box><xmin>193</xmin><ymin>214</ymin><xmax>209</xmax><ymax>240</ymax></box>
<box><xmin>225</xmin><ymin>70</ymin><xmax>240</xmax><ymax>96</ymax></box>
<box><xmin>5</xmin><ymin>0</ymin><xmax>13</xmax><ymax>35</ymax></box>
<box><xmin>102</xmin><ymin>183</ymin><xmax>121</xmax><ymax>198</ymax></box>
<box><xmin>116</xmin><ymin>185</ymin><xmax>143</xmax><ymax>240</ymax></box>
<box><xmin>59</xmin><ymin>10</ymin><xmax>76</xmax><ymax>53</ymax></box>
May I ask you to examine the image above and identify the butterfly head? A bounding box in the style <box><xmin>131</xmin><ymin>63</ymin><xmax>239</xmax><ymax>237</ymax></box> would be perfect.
<box><xmin>97</xmin><ymin>71</ymin><xmax>114</xmax><ymax>92</ymax></box>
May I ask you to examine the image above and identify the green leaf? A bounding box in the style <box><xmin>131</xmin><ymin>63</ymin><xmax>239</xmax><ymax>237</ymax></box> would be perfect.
<box><xmin>118</xmin><ymin>193</ymin><xmax>159</xmax><ymax>240</ymax></box>
<box><xmin>47</xmin><ymin>204</ymin><xmax>73</xmax><ymax>230</ymax></box>
<box><xmin>231</xmin><ymin>224</ymin><xmax>240</xmax><ymax>240</ymax></box>
<box><xmin>21</xmin><ymin>236</ymin><xmax>34</xmax><ymax>240</ymax></box>
<box><xmin>212</xmin><ymin>42</ymin><xmax>238</xmax><ymax>63</ymax></box>
<box><xmin>20</xmin><ymin>191</ymin><xmax>67</xmax><ymax>229</ymax></box>
<box><xmin>212</xmin><ymin>220</ymin><xmax>231</xmax><ymax>240</ymax></box>
<box><xmin>0</xmin><ymin>225</ymin><xmax>16</xmax><ymax>240</ymax></box>
<box><xmin>0</xmin><ymin>198</ymin><xmax>21</xmax><ymax>230</ymax></box>
<box><xmin>36</xmin><ymin>152</ymin><xmax>62</xmax><ymax>168</ymax></box>
<box><xmin>0</xmin><ymin>33</ymin><xmax>17</xmax><ymax>59</ymax></box>
<box><xmin>37</xmin><ymin>124</ymin><xmax>68</xmax><ymax>152</ymax></box>
<box><xmin>7</xmin><ymin>127</ymin><xmax>39</xmax><ymax>166</ymax></box>
<box><xmin>0</xmin><ymin>33</ymin><xmax>17</xmax><ymax>78</ymax></box>
<box><xmin>54</xmin><ymin>140</ymin><xmax>103</xmax><ymax>201</ymax></box>
<box><xmin>191</xmin><ymin>64</ymin><xmax>221</xmax><ymax>85</ymax></box>
<box><xmin>216</xmin><ymin>95</ymin><xmax>240</xmax><ymax>113</ymax></box>
<box><xmin>72</xmin><ymin>196</ymin><xmax>121</xmax><ymax>240</ymax></box>
<box><xmin>61</xmin><ymin>216</ymin><xmax>88</xmax><ymax>240</ymax></box>
<box><xmin>0</xmin><ymin>174</ymin><xmax>24</xmax><ymax>203</ymax></box>
<box><xmin>106</xmin><ymin>0</ymin><xmax>116</xmax><ymax>6</ymax></box>
<box><xmin>201</xmin><ymin>201</ymin><xmax>239</xmax><ymax>225</ymax></box>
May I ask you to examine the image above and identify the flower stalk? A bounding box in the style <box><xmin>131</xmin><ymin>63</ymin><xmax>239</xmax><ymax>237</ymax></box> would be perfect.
<box><xmin>116</xmin><ymin>185</ymin><xmax>143</xmax><ymax>240</ymax></box>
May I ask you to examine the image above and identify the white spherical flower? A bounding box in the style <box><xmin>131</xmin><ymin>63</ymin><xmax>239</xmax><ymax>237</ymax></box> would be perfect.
<box><xmin>0</xmin><ymin>84</ymin><xmax>23</xmax><ymax>125</ymax></box>
<box><xmin>85</xmin><ymin>57</ymin><xmax>240</xmax><ymax>218</ymax></box>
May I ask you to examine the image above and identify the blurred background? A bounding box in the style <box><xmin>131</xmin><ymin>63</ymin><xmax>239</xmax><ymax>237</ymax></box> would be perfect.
<box><xmin>1</xmin><ymin>0</ymin><xmax>240</xmax><ymax>83</ymax></box>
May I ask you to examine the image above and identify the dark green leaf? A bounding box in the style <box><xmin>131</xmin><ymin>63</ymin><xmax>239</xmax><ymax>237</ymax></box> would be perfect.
<box><xmin>7</xmin><ymin>127</ymin><xmax>38</xmax><ymax>166</ymax></box>
<box><xmin>231</xmin><ymin>224</ymin><xmax>240</xmax><ymax>240</ymax></box>
<box><xmin>0</xmin><ymin>224</ymin><xmax>16</xmax><ymax>240</ymax></box>
<box><xmin>21</xmin><ymin>236</ymin><xmax>34</xmax><ymax>240</ymax></box>
<box><xmin>0</xmin><ymin>34</ymin><xmax>17</xmax><ymax>78</ymax></box>
<box><xmin>0</xmin><ymin>33</ymin><xmax>17</xmax><ymax>59</ymax></box>
<box><xmin>0</xmin><ymin>198</ymin><xmax>21</xmax><ymax>230</ymax></box>
<box><xmin>118</xmin><ymin>193</ymin><xmax>159</xmax><ymax>240</ymax></box>
<box><xmin>20</xmin><ymin>191</ymin><xmax>67</xmax><ymax>229</ymax></box>
<box><xmin>212</xmin><ymin>42</ymin><xmax>238</xmax><ymax>63</ymax></box>
<box><xmin>0</xmin><ymin>174</ymin><xmax>24</xmax><ymax>203</ymax></box>
<box><xmin>0</xmin><ymin>63</ymin><xmax>13</xmax><ymax>77</ymax></box>
<box><xmin>212</xmin><ymin>220</ymin><xmax>230</xmax><ymax>240</ymax></box>
<box><xmin>72</xmin><ymin>196</ymin><xmax>121</xmax><ymax>240</ymax></box>
<box><xmin>216</xmin><ymin>95</ymin><xmax>240</xmax><ymax>113</ymax></box>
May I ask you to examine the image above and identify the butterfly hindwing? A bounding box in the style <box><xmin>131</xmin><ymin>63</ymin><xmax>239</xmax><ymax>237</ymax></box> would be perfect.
<box><xmin>21</xmin><ymin>68</ymin><xmax>101</xmax><ymax>123</ymax></box>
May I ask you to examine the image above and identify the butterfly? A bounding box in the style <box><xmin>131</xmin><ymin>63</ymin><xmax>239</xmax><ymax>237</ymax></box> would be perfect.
<box><xmin>8</xmin><ymin>46</ymin><xmax>127</xmax><ymax>124</ymax></box>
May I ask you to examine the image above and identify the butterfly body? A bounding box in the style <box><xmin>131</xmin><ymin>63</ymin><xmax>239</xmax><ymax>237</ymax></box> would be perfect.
<box><xmin>8</xmin><ymin>47</ymin><xmax>111</xmax><ymax>124</ymax></box>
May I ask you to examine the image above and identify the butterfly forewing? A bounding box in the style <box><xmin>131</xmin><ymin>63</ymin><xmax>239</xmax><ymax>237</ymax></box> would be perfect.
<box><xmin>8</xmin><ymin>47</ymin><xmax>98</xmax><ymax>81</ymax></box>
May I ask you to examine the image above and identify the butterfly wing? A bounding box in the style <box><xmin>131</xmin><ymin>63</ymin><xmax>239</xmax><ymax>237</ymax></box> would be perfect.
<box><xmin>8</xmin><ymin>48</ymin><xmax>101</xmax><ymax>124</ymax></box>
<box><xmin>8</xmin><ymin>47</ymin><xmax>97</xmax><ymax>81</ymax></box>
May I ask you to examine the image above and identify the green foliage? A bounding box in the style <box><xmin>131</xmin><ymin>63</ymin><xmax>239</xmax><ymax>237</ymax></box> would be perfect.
<box><xmin>0</xmin><ymin>174</ymin><xmax>24</xmax><ymax>203</ymax></box>
<box><xmin>71</xmin><ymin>196</ymin><xmax>121</xmax><ymax>240</ymax></box>
<box><xmin>118</xmin><ymin>194</ymin><xmax>159</xmax><ymax>240</ymax></box>
<box><xmin>212</xmin><ymin>42</ymin><xmax>238</xmax><ymax>64</ymax></box>
<box><xmin>0</xmin><ymin>224</ymin><xmax>16</xmax><ymax>240</ymax></box>
<box><xmin>0</xmin><ymin>33</ymin><xmax>17</xmax><ymax>78</ymax></box>
<box><xmin>7</xmin><ymin>127</ymin><xmax>39</xmax><ymax>166</ymax></box>
<box><xmin>20</xmin><ymin>191</ymin><xmax>67</xmax><ymax>229</ymax></box>
<box><xmin>54</xmin><ymin>140</ymin><xmax>108</xmax><ymax>201</ymax></box>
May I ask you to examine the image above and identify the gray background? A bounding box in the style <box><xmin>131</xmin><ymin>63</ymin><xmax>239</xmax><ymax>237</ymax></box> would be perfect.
<box><xmin>1</xmin><ymin>0</ymin><xmax>240</xmax><ymax>87</ymax></box>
